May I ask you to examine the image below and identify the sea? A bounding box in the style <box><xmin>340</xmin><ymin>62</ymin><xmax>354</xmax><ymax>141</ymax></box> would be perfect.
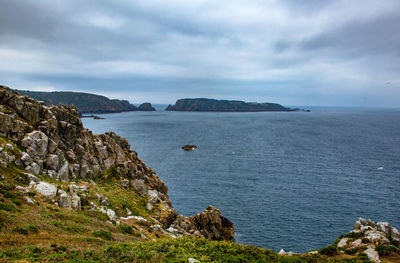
<box><xmin>82</xmin><ymin>107</ymin><xmax>400</xmax><ymax>253</ymax></box>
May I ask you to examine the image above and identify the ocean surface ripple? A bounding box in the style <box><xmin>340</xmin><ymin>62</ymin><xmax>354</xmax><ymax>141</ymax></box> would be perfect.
<box><xmin>83</xmin><ymin>108</ymin><xmax>400</xmax><ymax>252</ymax></box>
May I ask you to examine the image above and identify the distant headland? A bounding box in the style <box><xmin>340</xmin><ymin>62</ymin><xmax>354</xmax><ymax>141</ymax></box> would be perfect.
<box><xmin>165</xmin><ymin>98</ymin><xmax>309</xmax><ymax>112</ymax></box>
<box><xmin>13</xmin><ymin>89</ymin><xmax>155</xmax><ymax>114</ymax></box>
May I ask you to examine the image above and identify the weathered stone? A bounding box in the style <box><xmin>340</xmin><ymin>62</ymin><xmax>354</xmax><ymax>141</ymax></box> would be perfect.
<box><xmin>71</xmin><ymin>193</ymin><xmax>81</xmax><ymax>210</ymax></box>
<box><xmin>45</xmin><ymin>154</ymin><xmax>60</xmax><ymax>171</ymax></box>
<box><xmin>391</xmin><ymin>227</ymin><xmax>400</xmax><ymax>241</ymax></box>
<box><xmin>193</xmin><ymin>206</ymin><xmax>235</xmax><ymax>241</ymax></box>
<box><xmin>21</xmin><ymin>130</ymin><xmax>49</xmax><ymax>159</ymax></box>
<box><xmin>376</xmin><ymin>222</ymin><xmax>391</xmax><ymax>237</ymax></box>
<box><xmin>33</xmin><ymin>182</ymin><xmax>58</xmax><ymax>199</ymax></box>
<box><xmin>364</xmin><ymin>246</ymin><xmax>380</xmax><ymax>263</ymax></box>
<box><xmin>188</xmin><ymin>258</ymin><xmax>200</xmax><ymax>263</ymax></box>
<box><xmin>132</xmin><ymin>179</ymin><xmax>148</xmax><ymax>197</ymax></box>
<box><xmin>337</xmin><ymin>238</ymin><xmax>349</xmax><ymax>248</ymax></box>
<box><xmin>21</xmin><ymin>152</ymin><xmax>33</xmax><ymax>166</ymax></box>
<box><xmin>25</xmin><ymin>162</ymin><xmax>40</xmax><ymax>175</ymax></box>
<box><xmin>57</xmin><ymin>161</ymin><xmax>69</xmax><ymax>181</ymax></box>
<box><xmin>59</xmin><ymin>193</ymin><xmax>72</xmax><ymax>208</ymax></box>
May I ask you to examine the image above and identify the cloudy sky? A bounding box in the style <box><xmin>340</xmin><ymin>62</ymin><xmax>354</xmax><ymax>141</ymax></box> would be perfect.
<box><xmin>1</xmin><ymin>0</ymin><xmax>399</xmax><ymax>106</ymax></box>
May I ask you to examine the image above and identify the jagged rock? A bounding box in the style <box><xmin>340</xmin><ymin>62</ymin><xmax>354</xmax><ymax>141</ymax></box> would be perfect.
<box><xmin>193</xmin><ymin>206</ymin><xmax>235</xmax><ymax>241</ymax></box>
<box><xmin>59</xmin><ymin>192</ymin><xmax>72</xmax><ymax>208</ymax></box>
<box><xmin>33</xmin><ymin>181</ymin><xmax>58</xmax><ymax>199</ymax></box>
<box><xmin>21</xmin><ymin>152</ymin><xmax>33</xmax><ymax>166</ymax></box>
<box><xmin>25</xmin><ymin>162</ymin><xmax>40</xmax><ymax>175</ymax></box>
<box><xmin>0</xmin><ymin>151</ymin><xmax>14</xmax><ymax>164</ymax></box>
<box><xmin>47</xmin><ymin>170</ymin><xmax>57</xmax><ymax>179</ymax></box>
<box><xmin>48</xmin><ymin>139</ymin><xmax>58</xmax><ymax>154</ymax></box>
<box><xmin>45</xmin><ymin>154</ymin><xmax>60</xmax><ymax>171</ymax></box>
<box><xmin>337</xmin><ymin>238</ymin><xmax>349</xmax><ymax>248</ymax></box>
<box><xmin>57</xmin><ymin>161</ymin><xmax>69</xmax><ymax>181</ymax></box>
<box><xmin>71</xmin><ymin>193</ymin><xmax>81</xmax><ymax>210</ymax></box>
<box><xmin>376</xmin><ymin>222</ymin><xmax>391</xmax><ymax>236</ymax></box>
<box><xmin>21</xmin><ymin>130</ymin><xmax>49</xmax><ymax>159</ymax></box>
<box><xmin>188</xmin><ymin>258</ymin><xmax>200</xmax><ymax>263</ymax></box>
<box><xmin>132</xmin><ymin>179</ymin><xmax>148</xmax><ymax>197</ymax></box>
<box><xmin>0</xmin><ymin>112</ymin><xmax>28</xmax><ymax>139</ymax></box>
<box><xmin>364</xmin><ymin>246</ymin><xmax>380</xmax><ymax>263</ymax></box>
<box><xmin>391</xmin><ymin>227</ymin><xmax>400</xmax><ymax>241</ymax></box>
<box><xmin>351</xmin><ymin>239</ymin><xmax>362</xmax><ymax>247</ymax></box>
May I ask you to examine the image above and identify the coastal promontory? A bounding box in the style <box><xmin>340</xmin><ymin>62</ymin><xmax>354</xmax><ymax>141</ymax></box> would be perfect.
<box><xmin>165</xmin><ymin>98</ymin><xmax>299</xmax><ymax>112</ymax></box>
<box><xmin>13</xmin><ymin>89</ymin><xmax>157</xmax><ymax>114</ymax></box>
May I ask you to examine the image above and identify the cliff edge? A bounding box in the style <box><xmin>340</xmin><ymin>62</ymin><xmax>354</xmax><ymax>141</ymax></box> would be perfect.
<box><xmin>0</xmin><ymin>85</ymin><xmax>234</xmax><ymax>240</ymax></box>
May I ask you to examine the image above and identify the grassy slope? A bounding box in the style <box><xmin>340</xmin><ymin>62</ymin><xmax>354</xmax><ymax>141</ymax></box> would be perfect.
<box><xmin>0</xmin><ymin>136</ymin><xmax>399</xmax><ymax>262</ymax></box>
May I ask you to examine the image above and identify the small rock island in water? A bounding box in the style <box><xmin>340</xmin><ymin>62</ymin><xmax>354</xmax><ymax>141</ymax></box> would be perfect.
<box><xmin>166</xmin><ymin>98</ymin><xmax>308</xmax><ymax>112</ymax></box>
<box><xmin>182</xmin><ymin>145</ymin><xmax>198</xmax><ymax>151</ymax></box>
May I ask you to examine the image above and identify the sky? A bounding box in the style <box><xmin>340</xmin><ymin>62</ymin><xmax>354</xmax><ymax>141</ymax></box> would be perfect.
<box><xmin>0</xmin><ymin>0</ymin><xmax>399</xmax><ymax>107</ymax></box>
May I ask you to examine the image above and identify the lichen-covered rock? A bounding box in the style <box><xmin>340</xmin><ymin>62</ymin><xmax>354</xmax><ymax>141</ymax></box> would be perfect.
<box><xmin>364</xmin><ymin>246</ymin><xmax>380</xmax><ymax>262</ymax></box>
<box><xmin>33</xmin><ymin>182</ymin><xmax>58</xmax><ymax>199</ymax></box>
<box><xmin>59</xmin><ymin>192</ymin><xmax>72</xmax><ymax>208</ymax></box>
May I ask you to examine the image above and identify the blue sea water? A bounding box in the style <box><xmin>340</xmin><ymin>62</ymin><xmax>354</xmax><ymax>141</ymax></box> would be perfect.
<box><xmin>82</xmin><ymin>108</ymin><xmax>400</xmax><ymax>252</ymax></box>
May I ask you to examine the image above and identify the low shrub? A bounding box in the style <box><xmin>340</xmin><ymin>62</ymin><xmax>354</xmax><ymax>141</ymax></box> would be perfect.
<box><xmin>13</xmin><ymin>227</ymin><xmax>28</xmax><ymax>235</ymax></box>
<box><xmin>319</xmin><ymin>245</ymin><xmax>337</xmax><ymax>256</ymax></box>
<box><xmin>375</xmin><ymin>244</ymin><xmax>400</xmax><ymax>256</ymax></box>
<box><xmin>0</xmin><ymin>202</ymin><xmax>15</xmax><ymax>212</ymax></box>
<box><xmin>119</xmin><ymin>224</ymin><xmax>133</xmax><ymax>234</ymax></box>
<box><xmin>26</xmin><ymin>225</ymin><xmax>39</xmax><ymax>233</ymax></box>
<box><xmin>93</xmin><ymin>230</ymin><xmax>112</xmax><ymax>240</ymax></box>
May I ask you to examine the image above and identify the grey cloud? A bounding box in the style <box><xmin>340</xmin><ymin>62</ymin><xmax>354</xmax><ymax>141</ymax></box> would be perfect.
<box><xmin>301</xmin><ymin>12</ymin><xmax>400</xmax><ymax>58</ymax></box>
<box><xmin>0</xmin><ymin>0</ymin><xmax>399</xmax><ymax>107</ymax></box>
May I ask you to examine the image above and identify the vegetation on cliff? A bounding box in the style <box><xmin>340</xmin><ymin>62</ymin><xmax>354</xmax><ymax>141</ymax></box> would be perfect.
<box><xmin>12</xmin><ymin>88</ymin><xmax>156</xmax><ymax>114</ymax></box>
<box><xmin>0</xmin><ymin>85</ymin><xmax>399</xmax><ymax>262</ymax></box>
<box><xmin>165</xmin><ymin>98</ymin><xmax>300</xmax><ymax>112</ymax></box>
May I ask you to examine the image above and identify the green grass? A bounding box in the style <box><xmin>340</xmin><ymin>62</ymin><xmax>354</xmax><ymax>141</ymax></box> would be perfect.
<box><xmin>93</xmin><ymin>230</ymin><xmax>113</xmax><ymax>241</ymax></box>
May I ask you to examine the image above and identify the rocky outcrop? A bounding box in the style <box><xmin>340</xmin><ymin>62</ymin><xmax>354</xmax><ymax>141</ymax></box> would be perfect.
<box><xmin>168</xmin><ymin>206</ymin><xmax>235</xmax><ymax>241</ymax></box>
<box><xmin>0</xmin><ymin>85</ymin><xmax>234</xmax><ymax>241</ymax></box>
<box><xmin>137</xmin><ymin>103</ymin><xmax>156</xmax><ymax>111</ymax></box>
<box><xmin>334</xmin><ymin>218</ymin><xmax>400</xmax><ymax>262</ymax></box>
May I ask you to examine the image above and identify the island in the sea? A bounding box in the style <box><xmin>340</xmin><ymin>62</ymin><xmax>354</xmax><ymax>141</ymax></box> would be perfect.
<box><xmin>13</xmin><ymin>89</ymin><xmax>156</xmax><ymax>114</ymax></box>
<box><xmin>165</xmin><ymin>98</ymin><xmax>308</xmax><ymax>112</ymax></box>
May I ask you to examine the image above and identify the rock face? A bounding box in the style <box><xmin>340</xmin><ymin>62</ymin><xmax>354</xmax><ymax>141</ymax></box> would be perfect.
<box><xmin>0</xmin><ymin>85</ymin><xmax>234</xmax><ymax>241</ymax></box>
<box><xmin>137</xmin><ymin>103</ymin><xmax>156</xmax><ymax>111</ymax></box>
<box><xmin>165</xmin><ymin>98</ymin><xmax>297</xmax><ymax>112</ymax></box>
<box><xmin>168</xmin><ymin>206</ymin><xmax>235</xmax><ymax>241</ymax></box>
<box><xmin>335</xmin><ymin>218</ymin><xmax>400</xmax><ymax>262</ymax></box>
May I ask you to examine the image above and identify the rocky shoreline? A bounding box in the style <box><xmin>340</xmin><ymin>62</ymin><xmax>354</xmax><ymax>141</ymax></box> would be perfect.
<box><xmin>0</xmin><ymin>85</ymin><xmax>234</xmax><ymax>241</ymax></box>
<box><xmin>0</xmin><ymin>85</ymin><xmax>399</xmax><ymax>262</ymax></box>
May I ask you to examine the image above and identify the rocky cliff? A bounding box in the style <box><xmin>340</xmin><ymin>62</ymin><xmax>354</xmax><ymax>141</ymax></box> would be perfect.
<box><xmin>0</xmin><ymin>85</ymin><xmax>234</xmax><ymax>240</ymax></box>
